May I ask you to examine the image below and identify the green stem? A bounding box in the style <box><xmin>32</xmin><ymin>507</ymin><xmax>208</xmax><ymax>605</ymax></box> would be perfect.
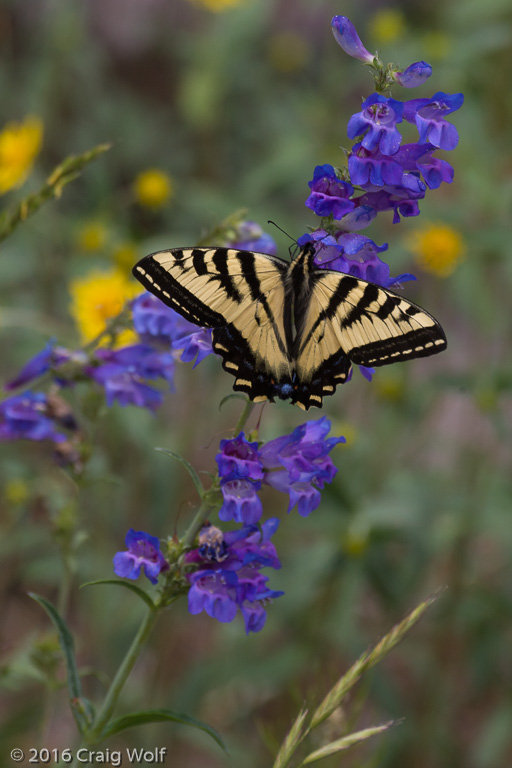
<box><xmin>86</xmin><ymin>606</ymin><xmax>159</xmax><ymax>743</ymax></box>
<box><xmin>181</xmin><ymin>489</ymin><xmax>220</xmax><ymax>549</ymax></box>
<box><xmin>233</xmin><ymin>398</ymin><xmax>255</xmax><ymax>436</ymax></box>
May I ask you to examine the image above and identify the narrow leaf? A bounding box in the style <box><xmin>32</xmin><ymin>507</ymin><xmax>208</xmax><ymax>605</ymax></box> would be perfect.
<box><xmin>28</xmin><ymin>592</ymin><xmax>94</xmax><ymax>734</ymax></box>
<box><xmin>219</xmin><ymin>393</ymin><xmax>249</xmax><ymax>411</ymax></box>
<box><xmin>300</xmin><ymin>722</ymin><xmax>394</xmax><ymax>766</ymax></box>
<box><xmin>80</xmin><ymin>579</ymin><xmax>156</xmax><ymax>610</ymax></box>
<box><xmin>154</xmin><ymin>448</ymin><xmax>204</xmax><ymax>499</ymax></box>
<box><xmin>310</xmin><ymin>591</ymin><xmax>441</xmax><ymax>730</ymax></box>
<box><xmin>0</xmin><ymin>143</ymin><xmax>111</xmax><ymax>244</ymax></box>
<box><xmin>100</xmin><ymin>708</ymin><xmax>228</xmax><ymax>753</ymax></box>
<box><xmin>272</xmin><ymin>708</ymin><xmax>308</xmax><ymax>768</ymax></box>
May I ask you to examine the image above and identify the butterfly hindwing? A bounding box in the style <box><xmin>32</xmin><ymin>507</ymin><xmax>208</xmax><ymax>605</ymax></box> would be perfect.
<box><xmin>133</xmin><ymin>247</ymin><xmax>294</xmax><ymax>402</ymax></box>
<box><xmin>294</xmin><ymin>269</ymin><xmax>446</xmax><ymax>405</ymax></box>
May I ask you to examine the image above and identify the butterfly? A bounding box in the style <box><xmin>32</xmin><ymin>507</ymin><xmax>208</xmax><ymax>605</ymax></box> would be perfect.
<box><xmin>132</xmin><ymin>243</ymin><xmax>446</xmax><ymax>410</ymax></box>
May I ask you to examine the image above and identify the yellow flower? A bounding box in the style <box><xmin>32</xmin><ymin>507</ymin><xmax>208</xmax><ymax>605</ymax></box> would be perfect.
<box><xmin>133</xmin><ymin>169</ymin><xmax>173</xmax><ymax>209</ymax></box>
<box><xmin>368</xmin><ymin>9</ymin><xmax>406</xmax><ymax>45</ymax></box>
<box><xmin>76</xmin><ymin>220</ymin><xmax>109</xmax><ymax>252</ymax></box>
<box><xmin>374</xmin><ymin>373</ymin><xmax>405</xmax><ymax>402</ymax></box>
<box><xmin>5</xmin><ymin>478</ymin><xmax>30</xmax><ymax>506</ymax></box>
<box><xmin>69</xmin><ymin>268</ymin><xmax>141</xmax><ymax>346</ymax></box>
<box><xmin>113</xmin><ymin>242</ymin><xmax>139</xmax><ymax>273</ymax></box>
<box><xmin>408</xmin><ymin>223</ymin><xmax>466</xmax><ymax>277</ymax></box>
<box><xmin>190</xmin><ymin>0</ymin><xmax>244</xmax><ymax>11</ymax></box>
<box><xmin>0</xmin><ymin>116</ymin><xmax>43</xmax><ymax>195</ymax></box>
<box><xmin>422</xmin><ymin>31</ymin><xmax>451</xmax><ymax>61</ymax></box>
<box><xmin>267</xmin><ymin>32</ymin><xmax>310</xmax><ymax>74</ymax></box>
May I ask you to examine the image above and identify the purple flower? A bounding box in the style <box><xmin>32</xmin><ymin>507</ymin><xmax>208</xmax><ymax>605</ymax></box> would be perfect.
<box><xmin>219</xmin><ymin>478</ymin><xmax>263</xmax><ymax>524</ymax></box>
<box><xmin>305</xmin><ymin>164</ymin><xmax>355</xmax><ymax>220</ymax></box>
<box><xmin>113</xmin><ymin>529</ymin><xmax>169</xmax><ymax>585</ymax></box>
<box><xmin>302</xmin><ymin>230</ymin><xmax>415</xmax><ymax>289</ymax></box>
<box><xmin>5</xmin><ymin>341</ymin><xmax>76</xmax><ymax>391</ymax></box>
<box><xmin>404</xmin><ymin>92</ymin><xmax>464</xmax><ymax>151</ymax></box>
<box><xmin>131</xmin><ymin>292</ymin><xmax>181</xmax><ymax>347</ymax></box>
<box><xmin>186</xmin><ymin>519</ymin><xmax>283</xmax><ymax>634</ymax></box>
<box><xmin>0</xmin><ymin>392</ymin><xmax>68</xmax><ymax>443</ymax></box>
<box><xmin>260</xmin><ymin>418</ymin><xmax>344</xmax><ymax>517</ymax></box>
<box><xmin>331</xmin><ymin>16</ymin><xmax>374</xmax><ymax>64</ymax></box>
<box><xmin>354</xmin><ymin>172</ymin><xmax>426</xmax><ymax>224</ymax></box>
<box><xmin>88</xmin><ymin>344</ymin><xmax>174</xmax><ymax>411</ymax></box>
<box><xmin>132</xmin><ymin>292</ymin><xmax>214</xmax><ymax>366</ymax></box>
<box><xmin>216</xmin><ymin>432</ymin><xmax>264</xmax><ymax>481</ymax></box>
<box><xmin>228</xmin><ymin>220</ymin><xmax>277</xmax><ymax>256</ymax></box>
<box><xmin>393</xmin><ymin>61</ymin><xmax>432</xmax><ymax>88</ymax></box>
<box><xmin>172</xmin><ymin>326</ymin><xmax>213</xmax><ymax>368</ymax></box>
<box><xmin>347</xmin><ymin>94</ymin><xmax>404</xmax><ymax>156</ymax></box>
<box><xmin>392</xmin><ymin>143</ymin><xmax>454</xmax><ymax>190</ymax></box>
<box><xmin>348</xmin><ymin>143</ymin><xmax>404</xmax><ymax>187</ymax></box>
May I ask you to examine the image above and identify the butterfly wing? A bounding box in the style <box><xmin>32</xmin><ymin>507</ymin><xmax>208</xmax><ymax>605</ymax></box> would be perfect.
<box><xmin>293</xmin><ymin>271</ymin><xmax>447</xmax><ymax>410</ymax></box>
<box><xmin>133</xmin><ymin>247</ymin><xmax>294</xmax><ymax>402</ymax></box>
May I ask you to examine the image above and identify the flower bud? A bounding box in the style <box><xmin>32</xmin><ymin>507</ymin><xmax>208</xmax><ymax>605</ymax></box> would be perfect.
<box><xmin>394</xmin><ymin>61</ymin><xmax>432</xmax><ymax>88</ymax></box>
<box><xmin>331</xmin><ymin>16</ymin><xmax>374</xmax><ymax>64</ymax></box>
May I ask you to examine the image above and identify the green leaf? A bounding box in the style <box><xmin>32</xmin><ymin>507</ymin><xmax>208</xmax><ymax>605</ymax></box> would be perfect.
<box><xmin>299</xmin><ymin>722</ymin><xmax>395</xmax><ymax>766</ymax></box>
<box><xmin>218</xmin><ymin>393</ymin><xmax>249</xmax><ymax>411</ymax></box>
<box><xmin>80</xmin><ymin>580</ymin><xmax>156</xmax><ymax>610</ymax></box>
<box><xmin>154</xmin><ymin>448</ymin><xmax>204</xmax><ymax>499</ymax></box>
<box><xmin>100</xmin><ymin>708</ymin><xmax>228</xmax><ymax>753</ymax></box>
<box><xmin>28</xmin><ymin>592</ymin><xmax>94</xmax><ymax>734</ymax></box>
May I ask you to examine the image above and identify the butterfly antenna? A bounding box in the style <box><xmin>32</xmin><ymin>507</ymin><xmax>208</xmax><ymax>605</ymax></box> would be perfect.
<box><xmin>267</xmin><ymin>220</ymin><xmax>297</xmax><ymax>244</ymax></box>
<box><xmin>267</xmin><ymin>221</ymin><xmax>300</xmax><ymax>259</ymax></box>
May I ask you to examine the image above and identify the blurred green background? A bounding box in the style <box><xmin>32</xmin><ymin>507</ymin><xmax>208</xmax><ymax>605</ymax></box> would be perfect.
<box><xmin>1</xmin><ymin>0</ymin><xmax>511</xmax><ymax>766</ymax></box>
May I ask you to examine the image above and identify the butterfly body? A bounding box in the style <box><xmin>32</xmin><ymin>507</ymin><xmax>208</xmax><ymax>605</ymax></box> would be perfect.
<box><xmin>133</xmin><ymin>245</ymin><xmax>446</xmax><ymax>409</ymax></box>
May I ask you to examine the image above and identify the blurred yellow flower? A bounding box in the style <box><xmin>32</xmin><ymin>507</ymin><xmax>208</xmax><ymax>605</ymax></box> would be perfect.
<box><xmin>133</xmin><ymin>169</ymin><xmax>173</xmax><ymax>209</ymax></box>
<box><xmin>374</xmin><ymin>374</ymin><xmax>405</xmax><ymax>402</ymax></box>
<box><xmin>422</xmin><ymin>31</ymin><xmax>451</xmax><ymax>61</ymax></box>
<box><xmin>343</xmin><ymin>530</ymin><xmax>368</xmax><ymax>558</ymax></box>
<box><xmin>113</xmin><ymin>241</ymin><xmax>139</xmax><ymax>273</ymax></box>
<box><xmin>190</xmin><ymin>0</ymin><xmax>244</xmax><ymax>11</ymax></box>
<box><xmin>267</xmin><ymin>32</ymin><xmax>310</xmax><ymax>74</ymax></box>
<box><xmin>69</xmin><ymin>268</ymin><xmax>141</xmax><ymax>346</ymax></box>
<box><xmin>0</xmin><ymin>116</ymin><xmax>43</xmax><ymax>195</ymax></box>
<box><xmin>76</xmin><ymin>221</ymin><xmax>109</xmax><ymax>252</ymax></box>
<box><xmin>5</xmin><ymin>478</ymin><xmax>30</xmax><ymax>506</ymax></box>
<box><xmin>368</xmin><ymin>9</ymin><xmax>406</xmax><ymax>45</ymax></box>
<box><xmin>409</xmin><ymin>223</ymin><xmax>466</xmax><ymax>277</ymax></box>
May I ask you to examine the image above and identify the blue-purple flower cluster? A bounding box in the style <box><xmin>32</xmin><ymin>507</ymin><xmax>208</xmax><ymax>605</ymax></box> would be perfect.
<box><xmin>301</xmin><ymin>15</ymin><xmax>463</xmax><ymax>297</ymax></box>
<box><xmin>0</xmin><ymin>219</ymin><xmax>278</xmax><ymax>446</ymax></box>
<box><xmin>113</xmin><ymin>417</ymin><xmax>344</xmax><ymax>633</ymax></box>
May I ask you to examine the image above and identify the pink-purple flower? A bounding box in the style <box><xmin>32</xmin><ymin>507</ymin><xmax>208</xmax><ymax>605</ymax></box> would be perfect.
<box><xmin>185</xmin><ymin>519</ymin><xmax>283</xmax><ymax>634</ymax></box>
<box><xmin>113</xmin><ymin>529</ymin><xmax>169</xmax><ymax>585</ymax></box>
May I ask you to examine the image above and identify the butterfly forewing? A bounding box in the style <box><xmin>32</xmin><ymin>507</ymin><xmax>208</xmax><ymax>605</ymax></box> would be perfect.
<box><xmin>301</xmin><ymin>270</ymin><xmax>447</xmax><ymax>368</ymax></box>
<box><xmin>133</xmin><ymin>247</ymin><xmax>294</xmax><ymax>399</ymax></box>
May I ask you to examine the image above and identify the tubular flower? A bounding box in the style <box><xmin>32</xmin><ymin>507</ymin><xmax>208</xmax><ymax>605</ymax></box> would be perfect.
<box><xmin>347</xmin><ymin>94</ymin><xmax>404</xmax><ymax>156</ymax></box>
<box><xmin>114</xmin><ymin>530</ymin><xmax>169</xmax><ymax>585</ymax></box>
<box><xmin>88</xmin><ymin>344</ymin><xmax>175</xmax><ymax>411</ymax></box>
<box><xmin>404</xmin><ymin>92</ymin><xmax>464</xmax><ymax>151</ymax></box>
<box><xmin>305</xmin><ymin>165</ymin><xmax>355</xmax><ymax>220</ymax></box>
<box><xmin>227</xmin><ymin>220</ymin><xmax>277</xmax><ymax>256</ymax></box>
<box><xmin>331</xmin><ymin>16</ymin><xmax>374</xmax><ymax>64</ymax></box>
<box><xmin>393</xmin><ymin>61</ymin><xmax>432</xmax><ymax>88</ymax></box>
<box><xmin>261</xmin><ymin>417</ymin><xmax>345</xmax><ymax>517</ymax></box>
<box><xmin>185</xmin><ymin>519</ymin><xmax>283</xmax><ymax>634</ymax></box>
<box><xmin>0</xmin><ymin>392</ymin><xmax>68</xmax><ymax>443</ymax></box>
